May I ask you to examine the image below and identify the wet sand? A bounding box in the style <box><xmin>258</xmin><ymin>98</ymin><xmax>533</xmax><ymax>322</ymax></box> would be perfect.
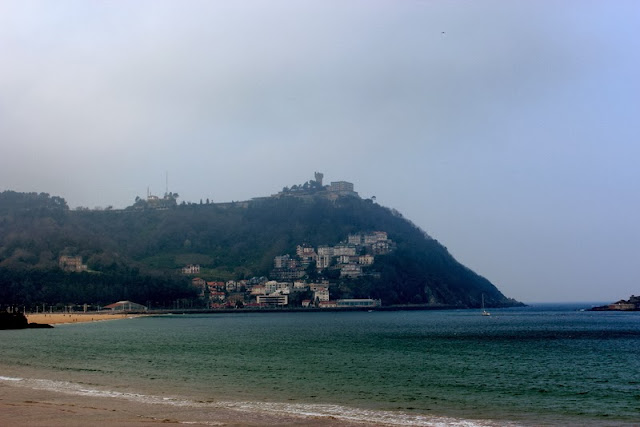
<box><xmin>26</xmin><ymin>313</ymin><xmax>143</xmax><ymax>325</ymax></box>
<box><xmin>0</xmin><ymin>383</ymin><xmax>361</xmax><ymax>426</ymax></box>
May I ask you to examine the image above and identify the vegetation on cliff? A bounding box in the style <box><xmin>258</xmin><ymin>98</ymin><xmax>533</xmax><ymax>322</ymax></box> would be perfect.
<box><xmin>0</xmin><ymin>190</ymin><xmax>520</xmax><ymax>309</ymax></box>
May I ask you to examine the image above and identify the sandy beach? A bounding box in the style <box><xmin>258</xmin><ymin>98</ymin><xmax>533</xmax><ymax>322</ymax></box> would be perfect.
<box><xmin>26</xmin><ymin>312</ymin><xmax>142</xmax><ymax>325</ymax></box>
<box><xmin>0</xmin><ymin>382</ymin><xmax>361</xmax><ymax>426</ymax></box>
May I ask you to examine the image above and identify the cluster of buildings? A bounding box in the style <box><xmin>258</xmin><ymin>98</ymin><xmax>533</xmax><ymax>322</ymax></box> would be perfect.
<box><xmin>265</xmin><ymin>173</ymin><xmax>360</xmax><ymax>201</ymax></box>
<box><xmin>184</xmin><ymin>231</ymin><xmax>392</xmax><ymax>309</ymax></box>
<box><xmin>190</xmin><ymin>276</ymin><xmax>379</xmax><ymax>309</ymax></box>
<box><xmin>272</xmin><ymin>231</ymin><xmax>393</xmax><ymax>281</ymax></box>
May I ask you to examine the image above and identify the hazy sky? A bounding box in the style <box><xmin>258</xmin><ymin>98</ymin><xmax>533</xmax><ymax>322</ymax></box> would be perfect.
<box><xmin>1</xmin><ymin>1</ymin><xmax>639</xmax><ymax>303</ymax></box>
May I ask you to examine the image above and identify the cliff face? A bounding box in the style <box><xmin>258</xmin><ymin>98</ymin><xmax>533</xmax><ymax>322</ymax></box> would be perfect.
<box><xmin>0</xmin><ymin>191</ymin><xmax>521</xmax><ymax>308</ymax></box>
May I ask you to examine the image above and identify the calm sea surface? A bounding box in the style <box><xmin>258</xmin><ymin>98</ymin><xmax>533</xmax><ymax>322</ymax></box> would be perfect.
<box><xmin>1</xmin><ymin>305</ymin><xmax>639</xmax><ymax>425</ymax></box>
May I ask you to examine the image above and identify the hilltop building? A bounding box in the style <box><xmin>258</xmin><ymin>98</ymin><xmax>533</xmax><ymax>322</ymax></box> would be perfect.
<box><xmin>327</xmin><ymin>181</ymin><xmax>359</xmax><ymax>199</ymax></box>
<box><xmin>329</xmin><ymin>181</ymin><xmax>354</xmax><ymax>193</ymax></box>
<box><xmin>273</xmin><ymin>173</ymin><xmax>360</xmax><ymax>201</ymax></box>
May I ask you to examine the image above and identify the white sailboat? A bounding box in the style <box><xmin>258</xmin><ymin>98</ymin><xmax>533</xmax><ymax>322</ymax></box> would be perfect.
<box><xmin>481</xmin><ymin>294</ymin><xmax>491</xmax><ymax>316</ymax></box>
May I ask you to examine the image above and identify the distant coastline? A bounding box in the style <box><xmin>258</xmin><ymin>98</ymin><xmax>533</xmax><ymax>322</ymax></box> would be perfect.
<box><xmin>590</xmin><ymin>295</ymin><xmax>639</xmax><ymax>311</ymax></box>
<box><xmin>32</xmin><ymin>304</ymin><xmax>470</xmax><ymax>321</ymax></box>
<box><xmin>10</xmin><ymin>302</ymin><xmax>536</xmax><ymax>329</ymax></box>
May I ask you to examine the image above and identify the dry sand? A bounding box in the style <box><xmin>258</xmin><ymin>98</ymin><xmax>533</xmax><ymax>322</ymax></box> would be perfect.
<box><xmin>26</xmin><ymin>313</ymin><xmax>142</xmax><ymax>325</ymax></box>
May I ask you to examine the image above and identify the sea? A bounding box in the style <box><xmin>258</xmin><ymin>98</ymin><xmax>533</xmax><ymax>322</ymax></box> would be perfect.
<box><xmin>1</xmin><ymin>304</ymin><xmax>639</xmax><ymax>426</ymax></box>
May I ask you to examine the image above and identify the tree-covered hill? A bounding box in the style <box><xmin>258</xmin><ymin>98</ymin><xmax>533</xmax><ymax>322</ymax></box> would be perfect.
<box><xmin>0</xmin><ymin>190</ymin><xmax>521</xmax><ymax>309</ymax></box>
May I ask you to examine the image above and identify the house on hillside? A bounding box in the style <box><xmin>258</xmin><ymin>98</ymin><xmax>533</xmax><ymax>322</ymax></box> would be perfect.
<box><xmin>59</xmin><ymin>255</ymin><xmax>88</xmax><ymax>272</ymax></box>
<box><xmin>182</xmin><ymin>264</ymin><xmax>200</xmax><ymax>274</ymax></box>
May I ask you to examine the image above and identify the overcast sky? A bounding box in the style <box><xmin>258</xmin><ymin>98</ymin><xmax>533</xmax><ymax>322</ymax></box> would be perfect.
<box><xmin>1</xmin><ymin>0</ymin><xmax>639</xmax><ymax>303</ymax></box>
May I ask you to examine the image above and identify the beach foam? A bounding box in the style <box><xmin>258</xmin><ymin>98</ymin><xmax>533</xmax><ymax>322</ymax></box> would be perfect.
<box><xmin>221</xmin><ymin>401</ymin><xmax>512</xmax><ymax>426</ymax></box>
<box><xmin>0</xmin><ymin>375</ymin><xmax>513</xmax><ymax>426</ymax></box>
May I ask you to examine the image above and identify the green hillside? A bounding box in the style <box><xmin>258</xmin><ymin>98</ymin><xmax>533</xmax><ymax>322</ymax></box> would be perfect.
<box><xmin>0</xmin><ymin>190</ymin><xmax>521</xmax><ymax>309</ymax></box>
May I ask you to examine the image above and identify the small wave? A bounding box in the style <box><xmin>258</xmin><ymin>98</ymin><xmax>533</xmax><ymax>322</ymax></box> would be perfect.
<box><xmin>0</xmin><ymin>375</ymin><xmax>23</xmax><ymax>381</ymax></box>
<box><xmin>219</xmin><ymin>400</ymin><xmax>512</xmax><ymax>426</ymax></box>
<box><xmin>0</xmin><ymin>376</ymin><xmax>512</xmax><ymax>426</ymax></box>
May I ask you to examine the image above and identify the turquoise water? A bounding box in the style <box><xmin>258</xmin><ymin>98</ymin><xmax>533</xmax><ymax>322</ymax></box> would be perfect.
<box><xmin>1</xmin><ymin>305</ymin><xmax>639</xmax><ymax>425</ymax></box>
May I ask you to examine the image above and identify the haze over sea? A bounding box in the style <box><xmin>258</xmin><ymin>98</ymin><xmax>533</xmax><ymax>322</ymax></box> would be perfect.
<box><xmin>1</xmin><ymin>305</ymin><xmax>639</xmax><ymax>426</ymax></box>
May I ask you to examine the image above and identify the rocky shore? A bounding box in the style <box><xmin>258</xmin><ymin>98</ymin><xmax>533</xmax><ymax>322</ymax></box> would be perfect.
<box><xmin>0</xmin><ymin>311</ymin><xmax>53</xmax><ymax>329</ymax></box>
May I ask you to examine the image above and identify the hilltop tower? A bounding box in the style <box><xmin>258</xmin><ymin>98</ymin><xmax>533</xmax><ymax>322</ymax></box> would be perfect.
<box><xmin>314</xmin><ymin>172</ymin><xmax>324</xmax><ymax>186</ymax></box>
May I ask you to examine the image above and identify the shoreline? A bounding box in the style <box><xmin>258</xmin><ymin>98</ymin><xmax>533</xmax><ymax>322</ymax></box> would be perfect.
<box><xmin>18</xmin><ymin>303</ymin><xmax>529</xmax><ymax>327</ymax></box>
<box><xmin>26</xmin><ymin>313</ymin><xmax>144</xmax><ymax>325</ymax></box>
<box><xmin>0</xmin><ymin>379</ymin><xmax>367</xmax><ymax>426</ymax></box>
<box><xmin>18</xmin><ymin>305</ymin><xmax>487</xmax><ymax>327</ymax></box>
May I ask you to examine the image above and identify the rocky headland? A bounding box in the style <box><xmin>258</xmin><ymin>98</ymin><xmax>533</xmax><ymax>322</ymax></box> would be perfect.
<box><xmin>590</xmin><ymin>295</ymin><xmax>640</xmax><ymax>311</ymax></box>
<box><xmin>0</xmin><ymin>311</ymin><xmax>53</xmax><ymax>329</ymax></box>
